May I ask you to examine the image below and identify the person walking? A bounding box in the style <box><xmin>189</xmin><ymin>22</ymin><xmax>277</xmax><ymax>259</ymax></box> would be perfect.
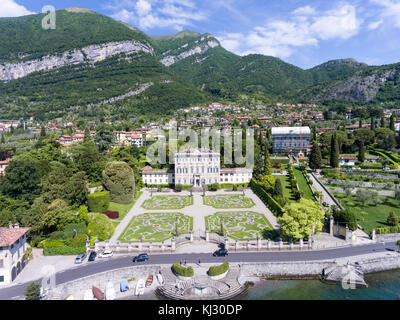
<box><xmin>184</xmin><ymin>258</ymin><xmax>187</xmax><ymax>266</ymax></box>
<box><xmin>198</xmin><ymin>258</ymin><xmax>201</xmax><ymax>266</ymax></box>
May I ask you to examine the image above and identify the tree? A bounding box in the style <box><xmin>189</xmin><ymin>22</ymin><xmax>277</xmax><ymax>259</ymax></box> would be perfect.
<box><xmin>0</xmin><ymin>158</ymin><xmax>41</xmax><ymax>203</ymax></box>
<box><xmin>309</xmin><ymin>142</ymin><xmax>322</xmax><ymax>170</ymax></box>
<box><xmin>390</xmin><ymin>114</ymin><xmax>395</xmax><ymax>132</ymax></box>
<box><xmin>371</xmin><ymin>117</ymin><xmax>376</xmax><ymax>131</ymax></box>
<box><xmin>381</xmin><ymin>116</ymin><xmax>386</xmax><ymax>128</ymax></box>
<box><xmin>102</xmin><ymin>161</ymin><xmax>135</xmax><ymax>203</ymax></box>
<box><xmin>264</xmin><ymin>147</ymin><xmax>271</xmax><ymax>175</ymax></box>
<box><xmin>359</xmin><ymin>118</ymin><xmax>362</xmax><ymax>129</ymax></box>
<box><xmin>94</xmin><ymin>130</ymin><xmax>115</xmax><ymax>153</ymax></box>
<box><xmin>311</xmin><ymin>126</ymin><xmax>317</xmax><ymax>141</ymax></box>
<box><xmin>387</xmin><ymin>211</ymin><xmax>399</xmax><ymax>227</ymax></box>
<box><xmin>274</xmin><ymin>178</ymin><xmax>283</xmax><ymax>197</ymax></box>
<box><xmin>355</xmin><ymin>189</ymin><xmax>371</xmax><ymax>207</ymax></box>
<box><xmin>69</xmin><ymin>141</ymin><xmax>100</xmax><ymax>174</ymax></box>
<box><xmin>0</xmin><ymin>133</ymin><xmax>4</xmax><ymax>144</ymax></box>
<box><xmin>25</xmin><ymin>282</ymin><xmax>41</xmax><ymax>300</ymax></box>
<box><xmin>330</xmin><ymin>133</ymin><xmax>339</xmax><ymax>168</ymax></box>
<box><xmin>278</xmin><ymin>199</ymin><xmax>325</xmax><ymax>241</ymax></box>
<box><xmin>358</xmin><ymin>140</ymin><xmax>365</xmax><ymax>163</ymax></box>
<box><xmin>333</xmin><ymin>209</ymin><xmax>358</xmax><ymax>231</ymax></box>
<box><xmin>40</xmin><ymin>126</ymin><xmax>46</xmax><ymax>137</ymax></box>
<box><xmin>84</xmin><ymin>127</ymin><xmax>91</xmax><ymax>142</ymax></box>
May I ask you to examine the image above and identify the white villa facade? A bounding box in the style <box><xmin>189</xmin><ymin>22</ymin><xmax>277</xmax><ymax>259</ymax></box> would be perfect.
<box><xmin>0</xmin><ymin>224</ymin><xmax>30</xmax><ymax>285</ymax></box>
<box><xmin>271</xmin><ymin>127</ymin><xmax>311</xmax><ymax>155</ymax></box>
<box><xmin>140</xmin><ymin>148</ymin><xmax>253</xmax><ymax>187</ymax></box>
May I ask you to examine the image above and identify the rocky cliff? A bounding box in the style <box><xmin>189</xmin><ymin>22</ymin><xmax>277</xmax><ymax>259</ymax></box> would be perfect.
<box><xmin>0</xmin><ymin>40</ymin><xmax>154</xmax><ymax>82</ymax></box>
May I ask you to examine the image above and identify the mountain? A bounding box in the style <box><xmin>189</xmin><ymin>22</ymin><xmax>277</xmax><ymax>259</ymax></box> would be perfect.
<box><xmin>0</xmin><ymin>9</ymin><xmax>207</xmax><ymax>120</ymax></box>
<box><xmin>0</xmin><ymin>8</ymin><xmax>399</xmax><ymax>121</ymax></box>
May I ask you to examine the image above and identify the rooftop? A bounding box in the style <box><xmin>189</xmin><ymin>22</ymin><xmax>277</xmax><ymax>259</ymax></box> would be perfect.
<box><xmin>271</xmin><ymin>127</ymin><xmax>311</xmax><ymax>135</ymax></box>
<box><xmin>0</xmin><ymin>226</ymin><xmax>30</xmax><ymax>247</ymax></box>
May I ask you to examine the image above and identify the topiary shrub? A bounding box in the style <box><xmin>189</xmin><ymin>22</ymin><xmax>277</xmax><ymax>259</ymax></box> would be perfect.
<box><xmin>103</xmin><ymin>210</ymin><xmax>119</xmax><ymax>219</ymax></box>
<box><xmin>102</xmin><ymin>161</ymin><xmax>135</xmax><ymax>204</ymax></box>
<box><xmin>172</xmin><ymin>263</ymin><xmax>194</xmax><ymax>277</ymax></box>
<box><xmin>87</xmin><ymin>212</ymin><xmax>115</xmax><ymax>241</ymax></box>
<box><xmin>208</xmin><ymin>262</ymin><xmax>229</xmax><ymax>277</ymax></box>
<box><xmin>87</xmin><ymin>191</ymin><xmax>110</xmax><ymax>213</ymax></box>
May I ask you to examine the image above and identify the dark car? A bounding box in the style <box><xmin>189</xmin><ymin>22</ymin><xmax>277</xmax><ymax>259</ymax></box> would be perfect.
<box><xmin>213</xmin><ymin>248</ymin><xmax>228</xmax><ymax>257</ymax></box>
<box><xmin>133</xmin><ymin>253</ymin><xmax>149</xmax><ymax>262</ymax></box>
<box><xmin>322</xmin><ymin>202</ymin><xmax>330</xmax><ymax>208</ymax></box>
<box><xmin>88</xmin><ymin>251</ymin><xmax>97</xmax><ymax>262</ymax></box>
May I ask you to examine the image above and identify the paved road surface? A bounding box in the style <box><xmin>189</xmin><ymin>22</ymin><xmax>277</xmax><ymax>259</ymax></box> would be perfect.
<box><xmin>0</xmin><ymin>241</ymin><xmax>396</xmax><ymax>300</ymax></box>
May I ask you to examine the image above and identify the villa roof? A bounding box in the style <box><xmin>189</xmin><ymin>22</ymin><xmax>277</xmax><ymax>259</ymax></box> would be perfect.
<box><xmin>0</xmin><ymin>227</ymin><xmax>30</xmax><ymax>247</ymax></box>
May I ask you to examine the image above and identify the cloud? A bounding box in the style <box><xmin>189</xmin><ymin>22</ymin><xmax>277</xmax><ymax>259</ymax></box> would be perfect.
<box><xmin>368</xmin><ymin>20</ymin><xmax>383</xmax><ymax>30</ymax></box>
<box><xmin>105</xmin><ymin>0</ymin><xmax>206</xmax><ymax>31</ymax></box>
<box><xmin>370</xmin><ymin>0</ymin><xmax>400</xmax><ymax>28</ymax></box>
<box><xmin>217</xmin><ymin>2</ymin><xmax>362</xmax><ymax>59</ymax></box>
<box><xmin>0</xmin><ymin>0</ymin><xmax>34</xmax><ymax>17</ymax></box>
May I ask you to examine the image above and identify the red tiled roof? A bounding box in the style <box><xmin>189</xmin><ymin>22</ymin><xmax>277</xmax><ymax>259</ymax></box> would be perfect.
<box><xmin>0</xmin><ymin>227</ymin><xmax>30</xmax><ymax>246</ymax></box>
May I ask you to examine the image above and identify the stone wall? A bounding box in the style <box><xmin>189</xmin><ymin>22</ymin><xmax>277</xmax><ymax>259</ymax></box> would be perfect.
<box><xmin>375</xmin><ymin>233</ymin><xmax>400</xmax><ymax>242</ymax></box>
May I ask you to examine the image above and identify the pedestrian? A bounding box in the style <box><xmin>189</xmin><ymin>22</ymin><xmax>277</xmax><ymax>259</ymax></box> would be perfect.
<box><xmin>180</xmin><ymin>259</ymin><xmax>182</xmax><ymax>265</ymax></box>
<box><xmin>184</xmin><ymin>258</ymin><xmax>187</xmax><ymax>266</ymax></box>
<box><xmin>198</xmin><ymin>258</ymin><xmax>201</xmax><ymax>265</ymax></box>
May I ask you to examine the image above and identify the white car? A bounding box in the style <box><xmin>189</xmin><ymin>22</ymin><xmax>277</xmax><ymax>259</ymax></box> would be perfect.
<box><xmin>98</xmin><ymin>250</ymin><xmax>114</xmax><ymax>258</ymax></box>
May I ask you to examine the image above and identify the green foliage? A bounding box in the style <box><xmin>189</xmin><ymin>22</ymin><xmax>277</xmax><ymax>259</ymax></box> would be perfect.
<box><xmin>387</xmin><ymin>211</ymin><xmax>399</xmax><ymax>227</ymax></box>
<box><xmin>87</xmin><ymin>191</ymin><xmax>110</xmax><ymax>212</ymax></box>
<box><xmin>87</xmin><ymin>212</ymin><xmax>115</xmax><ymax>241</ymax></box>
<box><xmin>24</xmin><ymin>282</ymin><xmax>41</xmax><ymax>300</ymax></box>
<box><xmin>208</xmin><ymin>262</ymin><xmax>229</xmax><ymax>277</ymax></box>
<box><xmin>102</xmin><ymin>161</ymin><xmax>135</xmax><ymax>204</ymax></box>
<box><xmin>330</xmin><ymin>133</ymin><xmax>339</xmax><ymax>168</ymax></box>
<box><xmin>250</xmin><ymin>179</ymin><xmax>283</xmax><ymax>216</ymax></box>
<box><xmin>309</xmin><ymin>142</ymin><xmax>322</xmax><ymax>170</ymax></box>
<box><xmin>333</xmin><ymin>209</ymin><xmax>358</xmax><ymax>231</ymax></box>
<box><xmin>62</xmin><ymin>222</ymin><xmax>88</xmax><ymax>239</ymax></box>
<box><xmin>172</xmin><ymin>263</ymin><xmax>194</xmax><ymax>277</ymax></box>
<box><xmin>278</xmin><ymin>198</ymin><xmax>325</xmax><ymax>241</ymax></box>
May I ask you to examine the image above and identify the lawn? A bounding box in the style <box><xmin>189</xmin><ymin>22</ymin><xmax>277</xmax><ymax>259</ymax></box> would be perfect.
<box><xmin>118</xmin><ymin>212</ymin><xmax>193</xmax><ymax>243</ymax></box>
<box><xmin>293</xmin><ymin>167</ymin><xmax>315</xmax><ymax>201</ymax></box>
<box><xmin>109</xmin><ymin>191</ymin><xmax>143</xmax><ymax>227</ymax></box>
<box><xmin>334</xmin><ymin>193</ymin><xmax>400</xmax><ymax>234</ymax></box>
<box><xmin>203</xmin><ymin>195</ymin><xmax>255</xmax><ymax>209</ymax></box>
<box><xmin>205</xmin><ymin>211</ymin><xmax>274</xmax><ymax>241</ymax></box>
<box><xmin>141</xmin><ymin>195</ymin><xmax>193</xmax><ymax>210</ymax></box>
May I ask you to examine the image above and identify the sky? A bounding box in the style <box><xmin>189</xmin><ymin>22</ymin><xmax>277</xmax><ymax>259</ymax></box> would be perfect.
<box><xmin>1</xmin><ymin>0</ymin><xmax>400</xmax><ymax>69</ymax></box>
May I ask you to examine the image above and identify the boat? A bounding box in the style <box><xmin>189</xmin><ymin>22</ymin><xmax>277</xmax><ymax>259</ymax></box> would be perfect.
<box><xmin>92</xmin><ymin>286</ymin><xmax>104</xmax><ymax>300</ymax></box>
<box><xmin>105</xmin><ymin>281</ymin><xmax>116</xmax><ymax>300</ymax></box>
<box><xmin>135</xmin><ymin>279</ymin><xmax>145</xmax><ymax>296</ymax></box>
<box><xmin>157</xmin><ymin>273</ymin><xmax>164</xmax><ymax>286</ymax></box>
<box><xmin>120</xmin><ymin>279</ymin><xmax>129</xmax><ymax>292</ymax></box>
<box><xmin>145</xmin><ymin>275</ymin><xmax>153</xmax><ymax>288</ymax></box>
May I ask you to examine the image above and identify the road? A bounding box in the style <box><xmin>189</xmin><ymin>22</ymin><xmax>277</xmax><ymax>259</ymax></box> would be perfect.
<box><xmin>0</xmin><ymin>241</ymin><xmax>397</xmax><ymax>300</ymax></box>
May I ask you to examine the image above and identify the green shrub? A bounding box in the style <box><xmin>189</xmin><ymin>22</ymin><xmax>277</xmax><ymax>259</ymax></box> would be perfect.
<box><xmin>87</xmin><ymin>212</ymin><xmax>115</xmax><ymax>241</ymax></box>
<box><xmin>175</xmin><ymin>184</ymin><xmax>183</xmax><ymax>192</ymax></box>
<box><xmin>63</xmin><ymin>222</ymin><xmax>88</xmax><ymax>239</ymax></box>
<box><xmin>42</xmin><ymin>239</ymin><xmax>86</xmax><ymax>256</ymax></box>
<box><xmin>87</xmin><ymin>191</ymin><xmax>110</xmax><ymax>212</ymax></box>
<box><xmin>172</xmin><ymin>263</ymin><xmax>194</xmax><ymax>277</ymax></box>
<box><xmin>102</xmin><ymin>161</ymin><xmax>135</xmax><ymax>204</ymax></box>
<box><xmin>69</xmin><ymin>234</ymin><xmax>87</xmax><ymax>247</ymax></box>
<box><xmin>250</xmin><ymin>179</ymin><xmax>283</xmax><ymax>216</ymax></box>
<box><xmin>208</xmin><ymin>262</ymin><xmax>229</xmax><ymax>277</ymax></box>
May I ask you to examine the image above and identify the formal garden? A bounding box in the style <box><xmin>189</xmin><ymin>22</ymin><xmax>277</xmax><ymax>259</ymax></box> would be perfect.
<box><xmin>205</xmin><ymin>211</ymin><xmax>273</xmax><ymax>241</ymax></box>
<box><xmin>203</xmin><ymin>195</ymin><xmax>255</xmax><ymax>209</ymax></box>
<box><xmin>118</xmin><ymin>212</ymin><xmax>193</xmax><ymax>242</ymax></box>
<box><xmin>141</xmin><ymin>195</ymin><xmax>193</xmax><ymax>210</ymax></box>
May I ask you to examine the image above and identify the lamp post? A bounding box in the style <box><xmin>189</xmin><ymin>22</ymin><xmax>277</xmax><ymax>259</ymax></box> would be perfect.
<box><xmin>175</xmin><ymin>216</ymin><xmax>179</xmax><ymax>237</ymax></box>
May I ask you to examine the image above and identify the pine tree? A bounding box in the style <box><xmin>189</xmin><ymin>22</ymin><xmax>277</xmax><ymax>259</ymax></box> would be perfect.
<box><xmin>390</xmin><ymin>114</ymin><xmax>395</xmax><ymax>132</ymax></box>
<box><xmin>358</xmin><ymin>140</ymin><xmax>365</xmax><ymax>163</ymax></box>
<box><xmin>330</xmin><ymin>133</ymin><xmax>339</xmax><ymax>168</ymax></box>
<box><xmin>24</xmin><ymin>281</ymin><xmax>41</xmax><ymax>300</ymax></box>
<box><xmin>309</xmin><ymin>141</ymin><xmax>322</xmax><ymax>170</ymax></box>
<box><xmin>274</xmin><ymin>178</ymin><xmax>283</xmax><ymax>197</ymax></box>
<box><xmin>0</xmin><ymin>133</ymin><xmax>5</xmax><ymax>144</ymax></box>
<box><xmin>371</xmin><ymin>117</ymin><xmax>376</xmax><ymax>131</ymax></box>
<box><xmin>387</xmin><ymin>211</ymin><xmax>399</xmax><ymax>227</ymax></box>
<box><xmin>264</xmin><ymin>146</ymin><xmax>271</xmax><ymax>175</ymax></box>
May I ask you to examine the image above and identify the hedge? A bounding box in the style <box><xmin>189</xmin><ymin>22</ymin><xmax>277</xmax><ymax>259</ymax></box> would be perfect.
<box><xmin>208</xmin><ymin>262</ymin><xmax>229</xmax><ymax>277</ymax></box>
<box><xmin>250</xmin><ymin>179</ymin><xmax>283</xmax><ymax>216</ymax></box>
<box><xmin>43</xmin><ymin>239</ymin><xmax>86</xmax><ymax>256</ymax></box>
<box><xmin>87</xmin><ymin>191</ymin><xmax>110</xmax><ymax>213</ymax></box>
<box><xmin>376</xmin><ymin>226</ymin><xmax>400</xmax><ymax>234</ymax></box>
<box><xmin>172</xmin><ymin>263</ymin><xmax>194</xmax><ymax>277</ymax></box>
<box><xmin>103</xmin><ymin>210</ymin><xmax>119</xmax><ymax>219</ymax></box>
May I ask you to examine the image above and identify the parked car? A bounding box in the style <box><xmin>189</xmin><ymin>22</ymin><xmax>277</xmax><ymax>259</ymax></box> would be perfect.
<box><xmin>133</xmin><ymin>253</ymin><xmax>149</xmax><ymax>262</ymax></box>
<box><xmin>98</xmin><ymin>250</ymin><xmax>114</xmax><ymax>258</ymax></box>
<box><xmin>213</xmin><ymin>248</ymin><xmax>228</xmax><ymax>257</ymax></box>
<box><xmin>75</xmin><ymin>253</ymin><xmax>87</xmax><ymax>264</ymax></box>
<box><xmin>88</xmin><ymin>251</ymin><xmax>97</xmax><ymax>262</ymax></box>
<box><xmin>322</xmin><ymin>202</ymin><xmax>330</xmax><ymax>208</ymax></box>
<box><xmin>383</xmin><ymin>167</ymin><xmax>391</xmax><ymax>171</ymax></box>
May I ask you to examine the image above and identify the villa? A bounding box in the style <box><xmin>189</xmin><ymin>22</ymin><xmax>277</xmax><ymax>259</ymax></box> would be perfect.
<box><xmin>271</xmin><ymin>126</ymin><xmax>311</xmax><ymax>156</ymax></box>
<box><xmin>140</xmin><ymin>148</ymin><xmax>253</xmax><ymax>187</ymax></box>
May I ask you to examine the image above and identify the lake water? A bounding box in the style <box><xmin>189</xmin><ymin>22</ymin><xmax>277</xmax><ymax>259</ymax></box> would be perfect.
<box><xmin>244</xmin><ymin>270</ymin><xmax>400</xmax><ymax>300</ymax></box>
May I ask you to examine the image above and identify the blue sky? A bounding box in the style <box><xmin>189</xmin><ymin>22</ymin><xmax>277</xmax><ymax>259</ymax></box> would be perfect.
<box><xmin>2</xmin><ymin>0</ymin><xmax>400</xmax><ymax>69</ymax></box>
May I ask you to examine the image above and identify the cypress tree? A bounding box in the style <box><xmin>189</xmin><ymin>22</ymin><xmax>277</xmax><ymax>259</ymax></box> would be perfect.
<box><xmin>84</xmin><ymin>127</ymin><xmax>91</xmax><ymax>142</ymax></box>
<box><xmin>312</xmin><ymin>126</ymin><xmax>317</xmax><ymax>141</ymax></box>
<box><xmin>390</xmin><ymin>114</ymin><xmax>395</xmax><ymax>132</ymax></box>
<box><xmin>358</xmin><ymin>140</ymin><xmax>365</xmax><ymax>163</ymax></box>
<box><xmin>40</xmin><ymin>126</ymin><xmax>46</xmax><ymax>137</ymax></box>
<box><xmin>371</xmin><ymin>117</ymin><xmax>376</xmax><ymax>131</ymax></box>
<box><xmin>274</xmin><ymin>178</ymin><xmax>283</xmax><ymax>197</ymax></box>
<box><xmin>0</xmin><ymin>133</ymin><xmax>5</xmax><ymax>144</ymax></box>
<box><xmin>359</xmin><ymin>118</ymin><xmax>362</xmax><ymax>129</ymax></box>
<box><xmin>264</xmin><ymin>146</ymin><xmax>271</xmax><ymax>175</ymax></box>
<box><xmin>309</xmin><ymin>141</ymin><xmax>322</xmax><ymax>170</ymax></box>
<box><xmin>330</xmin><ymin>133</ymin><xmax>339</xmax><ymax>168</ymax></box>
<box><xmin>381</xmin><ymin>116</ymin><xmax>385</xmax><ymax>128</ymax></box>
